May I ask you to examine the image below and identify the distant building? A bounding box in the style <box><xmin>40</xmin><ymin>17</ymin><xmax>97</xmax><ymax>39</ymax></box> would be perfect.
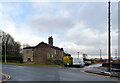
<box><xmin>23</xmin><ymin>36</ymin><xmax>64</xmax><ymax>64</ymax></box>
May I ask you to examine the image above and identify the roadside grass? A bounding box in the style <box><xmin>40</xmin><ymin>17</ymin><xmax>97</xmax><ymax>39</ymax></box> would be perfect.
<box><xmin>2</xmin><ymin>62</ymin><xmax>25</xmax><ymax>66</ymax></box>
<box><xmin>2</xmin><ymin>62</ymin><xmax>64</xmax><ymax>67</ymax></box>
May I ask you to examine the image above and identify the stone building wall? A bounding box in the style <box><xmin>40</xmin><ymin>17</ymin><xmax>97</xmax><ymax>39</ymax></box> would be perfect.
<box><xmin>34</xmin><ymin>43</ymin><xmax>49</xmax><ymax>64</ymax></box>
<box><xmin>33</xmin><ymin>43</ymin><xmax>64</xmax><ymax>64</ymax></box>
<box><xmin>23</xmin><ymin>42</ymin><xmax>64</xmax><ymax>64</ymax></box>
<box><xmin>23</xmin><ymin>48</ymin><xmax>34</xmax><ymax>63</ymax></box>
<box><xmin>47</xmin><ymin>47</ymin><xmax>64</xmax><ymax>61</ymax></box>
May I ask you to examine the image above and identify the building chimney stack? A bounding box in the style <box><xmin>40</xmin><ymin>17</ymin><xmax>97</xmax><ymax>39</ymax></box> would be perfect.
<box><xmin>48</xmin><ymin>36</ymin><xmax>53</xmax><ymax>46</ymax></box>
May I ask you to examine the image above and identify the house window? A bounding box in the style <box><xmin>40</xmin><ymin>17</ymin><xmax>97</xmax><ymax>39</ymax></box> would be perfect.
<box><xmin>54</xmin><ymin>50</ymin><xmax>56</xmax><ymax>54</ymax></box>
<box><xmin>32</xmin><ymin>49</ymin><xmax>33</xmax><ymax>54</ymax></box>
<box><xmin>27</xmin><ymin>50</ymin><xmax>29</xmax><ymax>54</ymax></box>
<box><xmin>52</xmin><ymin>55</ymin><xmax>53</xmax><ymax>58</ymax></box>
<box><xmin>27</xmin><ymin>58</ymin><xmax>31</xmax><ymax>62</ymax></box>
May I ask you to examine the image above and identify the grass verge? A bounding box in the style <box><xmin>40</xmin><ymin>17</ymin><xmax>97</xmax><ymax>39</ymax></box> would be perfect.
<box><xmin>2</xmin><ymin>62</ymin><xmax>64</xmax><ymax>67</ymax></box>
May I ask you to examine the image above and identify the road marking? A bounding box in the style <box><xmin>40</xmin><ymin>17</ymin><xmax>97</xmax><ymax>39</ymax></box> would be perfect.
<box><xmin>81</xmin><ymin>70</ymin><xmax>110</xmax><ymax>78</ymax></box>
<box><xmin>68</xmin><ymin>68</ymin><xmax>78</xmax><ymax>70</ymax></box>
<box><xmin>1</xmin><ymin>73</ymin><xmax>11</xmax><ymax>82</ymax></box>
<box><xmin>9</xmin><ymin>68</ymin><xmax>16</xmax><ymax>70</ymax></box>
<box><xmin>4</xmin><ymin>67</ymin><xmax>16</xmax><ymax>70</ymax></box>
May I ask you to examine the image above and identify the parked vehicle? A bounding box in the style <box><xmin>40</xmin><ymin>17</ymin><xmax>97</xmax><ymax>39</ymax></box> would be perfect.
<box><xmin>84</xmin><ymin>61</ymin><xmax>92</xmax><ymax>66</ymax></box>
<box><xmin>72</xmin><ymin>58</ymin><xmax>85</xmax><ymax>68</ymax></box>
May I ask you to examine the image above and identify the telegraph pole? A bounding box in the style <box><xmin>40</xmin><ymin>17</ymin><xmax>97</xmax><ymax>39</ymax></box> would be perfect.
<box><xmin>100</xmin><ymin>49</ymin><xmax>102</xmax><ymax>59</ymax></box>
<box><xmin>108</xmin><ymin>0</ymin><xmax>111</xmax><ymax>72</ymax></box>
<box><xmin>115</xmin><ymin>49</ymin><xmax>117</xmax><ymax>58</ymax></box>
<box><xmin>78</xmin><ymin>52</ymin><xmax>79</xmax><ymax>58</ymax></box>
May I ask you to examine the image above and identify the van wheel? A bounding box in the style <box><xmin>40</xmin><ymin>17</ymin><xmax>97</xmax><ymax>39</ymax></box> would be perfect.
<box><xmin>77</xmin><ymin>65</ymin><xmax>80</xmax><ymax>68</ymax></box>
<box><xmin>65</xmin><ymin>65</ymin><xmax>67</xmax><ymax>67</ymax></box>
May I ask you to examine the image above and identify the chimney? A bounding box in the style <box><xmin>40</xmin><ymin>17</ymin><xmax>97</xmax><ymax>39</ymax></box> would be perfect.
<box><xmin>48</xmin><ymin>36</ymin><xmax>53</xmax><ymax>46</ymax></box>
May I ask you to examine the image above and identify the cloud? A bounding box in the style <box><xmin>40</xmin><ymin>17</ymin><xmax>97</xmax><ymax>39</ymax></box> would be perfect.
<box><xmin>0</xmin><ymin>3</ymin><xmax>46</xmax><ymax>46</ymax></box>
<box><xmin>24</xmin><ymin>2</ymin><xmax>118</xmax><ymax>58</ymax></box>
<box><xmin>0</xmin><ymin>2</ymin><xmax>118</xmax><ymax>58</ymax></box>
<box><xmin>26</xmin><ymin>15</ymin><xmax>75</xmax><ymax>34</ymax></box>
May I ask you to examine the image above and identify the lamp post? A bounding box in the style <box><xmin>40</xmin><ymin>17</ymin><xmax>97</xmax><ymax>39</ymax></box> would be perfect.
<box><xmin>0</xmin><ymin>32</ymin><xmax>2</xmax><ymax>60</ymax></box>
<box><xmin>5</xmin><ymin>34</ymin><xmax>6</xmax><ymax>63</ymax></box>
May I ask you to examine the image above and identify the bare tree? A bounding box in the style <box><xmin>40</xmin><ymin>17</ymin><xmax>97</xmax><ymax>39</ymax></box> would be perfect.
<box><xmin>1</xmin><ymin>30</ymin><xmax>21</xmax><ymax>56</ymax></box>
<box><xmin>23</xmin><ymin>43</ymin><xmax>30</xmax><ymax>48</ymax></box>
<box><xmin>82</xmin><ymin>54</ymin><xmax>87</xmax><ymax>61</ymax></box>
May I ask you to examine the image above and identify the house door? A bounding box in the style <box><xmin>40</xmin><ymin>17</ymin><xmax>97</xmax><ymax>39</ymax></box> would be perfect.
<box><xmin>28</xmin><ymin>58</ymin><xmax>31</xmax><ymax>62</ymax></box>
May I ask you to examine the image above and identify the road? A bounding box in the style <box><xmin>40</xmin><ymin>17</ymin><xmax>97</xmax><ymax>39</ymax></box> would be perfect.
<box><xmin>83</xmin><ymin>64</ymin><xmax>102</xmax><ymax>68</ymax></box>
<box><xmin>2</xmin><ymin>64</ymin><xmax>119</xmax><ymax>81</ymax></box>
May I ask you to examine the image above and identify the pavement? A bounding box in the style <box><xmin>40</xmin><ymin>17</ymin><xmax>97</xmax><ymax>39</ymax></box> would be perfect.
<box><xmin>83</xmin><ymin>64</ymin><xmax>120</xmax><ymax>78</ymax></box>
<box><xmin>2</xmin><ymin>64</ymin><xmax>119</xmax><ymax>81</ymax></box>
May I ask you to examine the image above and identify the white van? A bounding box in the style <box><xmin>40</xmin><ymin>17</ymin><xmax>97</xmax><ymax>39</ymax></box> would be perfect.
<box><xmin>72</xmin><ymin>58</ymin><xmax>85</xmax><ymax>68</ymax></box>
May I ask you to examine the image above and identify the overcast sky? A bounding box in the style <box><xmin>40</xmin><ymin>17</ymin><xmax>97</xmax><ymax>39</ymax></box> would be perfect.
<box><xmin>0</xmin><ymin>1</ymin><xmax>118</xmax><ymax>58</ymax></box>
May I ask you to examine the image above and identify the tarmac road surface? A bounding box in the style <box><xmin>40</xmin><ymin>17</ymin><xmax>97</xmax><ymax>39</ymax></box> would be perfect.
<box><xmin>2</xmin><ymin>64</ymin><xmax>119</xmax><ymax>81</ymax></box>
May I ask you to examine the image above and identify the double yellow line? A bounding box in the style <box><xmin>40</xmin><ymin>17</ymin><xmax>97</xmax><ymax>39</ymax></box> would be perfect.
<box><xmin>81</xmin><ymin>70</ymin><xmax>110</xmax><ymax>78</ymax></box>
<box><xmin>1</xmin><ymin>73</ymin><xmax>11</xmax><ymax>82</ymax></box>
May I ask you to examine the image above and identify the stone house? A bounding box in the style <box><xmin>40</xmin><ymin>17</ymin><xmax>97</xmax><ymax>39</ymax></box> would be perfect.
<box><xmin>23</xmin><ymin>36</ymin><xmax>64</xmax><ymax>64</ymax></box>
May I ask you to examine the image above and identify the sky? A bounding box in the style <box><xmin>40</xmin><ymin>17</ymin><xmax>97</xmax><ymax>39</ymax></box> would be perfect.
<box><xmin>0</xmin><ymin>1</ymin><xmax>118</xmax><ymax>59</ymax></box>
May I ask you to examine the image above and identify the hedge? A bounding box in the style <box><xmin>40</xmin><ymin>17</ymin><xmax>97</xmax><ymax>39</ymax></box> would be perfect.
<box><xmin>2</xmin><ymin>55</ymin><xmax>22</xmax><ymax>60</ymax></box>
<box><xmin>102</xmin><ymin>63</ymin><xmax>120</xmax><ymax>69</ymax></box>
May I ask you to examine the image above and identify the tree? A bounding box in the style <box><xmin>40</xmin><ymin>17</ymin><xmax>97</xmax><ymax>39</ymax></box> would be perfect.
<box><xmin>13</xmin><ymin>41</ymin><xmax>21</xmax><ymax>56</ymax></box>
<box><xmin>64</xmin><ymin>53</ymin><xmax>71</xmax><ymax>56</ymax></box>
<box><xmin>23</xmin><ymin>43</ymin><xmax>30</xmax><ymax>48</ymax></box>
<box><xmin>1</xmin><ymin>30</ymin><xmax>21</xmax><ymax>56</ymax></box>
<box><xmin>63</xmin><ymin>56</ymin><xmax>73</xmax><ymax>65</ymax></box>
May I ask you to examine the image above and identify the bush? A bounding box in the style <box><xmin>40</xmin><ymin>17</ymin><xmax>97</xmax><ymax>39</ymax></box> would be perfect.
<box><xmin>63</xmin><ymin>56</ymin><xmax>72</xmax><ymax>65</ymax></box>
<box><xmin>53</xmin><ymin>60</ymin><xmax>64</xmax><ymax>65</ymax></box>
<box><xmin>102</xmin><ymin>63</ymin><xmax>120</xmax><ymax>69</ymax></box>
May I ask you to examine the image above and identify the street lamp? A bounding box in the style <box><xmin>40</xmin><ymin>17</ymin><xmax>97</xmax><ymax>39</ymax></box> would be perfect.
<box><xmin>5</xmin><ymin>35</ymin><xmax>6</xmax><ymax>63</ymax></box>
<box><xmin>0</xmin><ymin>34</ymin><xmax>2</xmax><ymax>60</ymax></box>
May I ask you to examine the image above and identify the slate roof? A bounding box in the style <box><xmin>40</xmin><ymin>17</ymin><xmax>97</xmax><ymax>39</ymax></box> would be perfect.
<box><xmin>23</xmin><ymin>42</ymin><xmax>63</xmax><ymax>51</ymax></box>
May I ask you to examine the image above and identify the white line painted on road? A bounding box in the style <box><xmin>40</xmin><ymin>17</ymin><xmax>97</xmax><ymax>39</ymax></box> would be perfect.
<box><xmin>3</xmin><ymin>67</ymin><xmax>16</xmax><ymax>70</ymax></box>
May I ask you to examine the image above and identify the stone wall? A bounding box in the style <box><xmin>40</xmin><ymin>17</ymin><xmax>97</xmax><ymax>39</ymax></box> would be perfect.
<box><xmin>34</xmin><ymin>43</ymin><xmax>64</xmax><ymax>64</ymax></box>
<box><xmin>23</xmin><ymin>42</ymin><xmax>64</xmax><ymax>64</ymax></box>
<box><xmin>34</xmin><ymin>44</ymin><xmax>49</xmax><ymax>64</ymax></box>
<box><xmin>23</xmin><ymin>48</ymin><xmax>34</xmax><ymax>62</ymax></box>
